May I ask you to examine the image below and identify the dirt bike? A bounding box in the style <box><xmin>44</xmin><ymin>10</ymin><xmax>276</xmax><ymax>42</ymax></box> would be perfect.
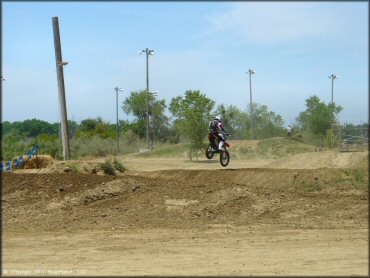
<box><xmin>205</xmin><ymin>133</ymin><xmax>230</xmax><ymax>167</ymax></box>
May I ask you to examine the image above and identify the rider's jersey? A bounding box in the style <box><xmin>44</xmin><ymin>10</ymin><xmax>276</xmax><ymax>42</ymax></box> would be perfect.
<box><xmin>209</xmin><ymin>120</ymin><xmax>225</xmax><ymax>134</ymax></box>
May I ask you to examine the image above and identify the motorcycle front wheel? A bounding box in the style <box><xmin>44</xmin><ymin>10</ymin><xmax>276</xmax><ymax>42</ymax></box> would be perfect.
<box><xmin>219</xmin><ymin>150</ymin><xmax>230</xmax><ymax>167</ymax></box>
<box><xmin>205</xmin><ymin>144</ymin><xmax>214</xmax><ymax>159</ymax></box>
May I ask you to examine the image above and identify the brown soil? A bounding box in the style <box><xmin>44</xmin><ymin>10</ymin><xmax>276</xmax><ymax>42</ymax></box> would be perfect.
<box><xmin>2</xmin><ymin>150</ymin><xmax>368</xmax><ymax>276</ymax></box>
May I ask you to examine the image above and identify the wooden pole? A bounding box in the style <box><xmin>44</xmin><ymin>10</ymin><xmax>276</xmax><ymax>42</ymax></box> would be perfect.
<box><xmin>35</xmin><ymin>144</ymin><xmax>39</xmax><ymax>169</ymax></box>
<box><xmin>52</xmin><ymin>17</ymin><xmax>71</xmax><ymax>160</ymax></box>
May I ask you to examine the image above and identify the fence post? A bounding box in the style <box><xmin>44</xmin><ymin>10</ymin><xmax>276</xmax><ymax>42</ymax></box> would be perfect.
<box><xmin>35</xmin><ymin>145</ymin><xmax>39</xmax><ymax>169</ymax></box>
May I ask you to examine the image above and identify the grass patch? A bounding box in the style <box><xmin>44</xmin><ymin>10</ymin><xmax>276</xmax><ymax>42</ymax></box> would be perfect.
<box><xmin>292</xmin><ymin>172</ymin><xmax>322</xmax><ymax>192</ymax></box>
<box><xmin>350</xmin><ymin>156</ymin><xmax>369</xmax><ymax>187</ymax></box>
<box><xmin>352</xmin><ymin>168</ymin><xmax>366</xmax><ymax>183</ymax></box>
<box><xmin>295</xmin><ymin>179</ymin><xmax>322</xmax><ymax>192</ymax></box>
<box><xmin>65</xmin><ymin>163</ymin><xmax>79</xmax><ymax>173</ymax></box>
<box><xmin>257</xmin><ymin>137</ymin><xmax>315</xmax><ymax>158</ymax></box>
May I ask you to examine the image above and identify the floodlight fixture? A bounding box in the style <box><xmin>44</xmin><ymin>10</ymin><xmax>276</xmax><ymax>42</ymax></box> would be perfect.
<box><xmin>57</xmin><ymin>61</ymin><xmax>69</xmax><ymax>66</ymax></box>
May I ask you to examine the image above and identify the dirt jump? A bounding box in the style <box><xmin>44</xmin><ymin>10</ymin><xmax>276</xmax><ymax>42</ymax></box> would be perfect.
<box><xmin>2</xmin><ymin>140</ymin><xmax>368</xmax><ymax>276</ymax></box>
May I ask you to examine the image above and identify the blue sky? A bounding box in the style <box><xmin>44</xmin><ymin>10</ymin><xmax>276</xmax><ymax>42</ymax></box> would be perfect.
<box><xmin>2</xmin><ymin>1</ymin><xmax>368</xmax><ymax>125</ymax></box>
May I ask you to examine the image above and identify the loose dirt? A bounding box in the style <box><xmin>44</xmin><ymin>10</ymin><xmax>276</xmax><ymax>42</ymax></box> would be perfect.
<box><xmin>2</xmin><ymin>149</ymin><xmax>368</xmax><ymax>276</ymax></box>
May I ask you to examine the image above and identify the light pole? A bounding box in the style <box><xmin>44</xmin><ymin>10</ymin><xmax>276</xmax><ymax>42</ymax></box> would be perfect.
<box><xmin>328</xmin><ymin>74</ymin><xmax>338</xmax><ymax>105</ymax></box>
<box><xmin>247</xmin><ymin>69</ymin><xmax>255</xmax><ymax>140</ymax></box>
<box><xmin>149</xmin><ymin>91</ymin><xmax>158</xmax><ymax>149</ymax></box>
<box><xmin>328</xmin><ymin>74</ymin><xmax>338</xmax><ymax>147</ymax></box>
<box><xmin>139</xmin><ymin>48</ymin><xmax>155</xmax><ymax>149</ymax></box>
<box><xmin>114</xmin><ymin>86</ymin><xmax>123</xmax><ymax>155</ymax></box>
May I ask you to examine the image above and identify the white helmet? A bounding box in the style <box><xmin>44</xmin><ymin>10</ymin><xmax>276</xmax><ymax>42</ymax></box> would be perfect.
<box><xmin>215</xmin><ymin>115</ymin><xmax>222</xmax><ymax>122</ymax></box>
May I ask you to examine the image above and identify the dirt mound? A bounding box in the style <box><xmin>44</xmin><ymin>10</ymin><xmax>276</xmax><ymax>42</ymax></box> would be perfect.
<box><xmin>231</xmin><ymin>137</ymin><xmax>315</xmax><ymax>159</ymax></box>
<box><xmin>266</xmin><ymin>150</ymin><xmax>368</xmax><ymax>169</ymax></box>
<box><xmin>2</xmin><ymin>167</ymin><xmax>367</xmax><ymax>233</ymax></box>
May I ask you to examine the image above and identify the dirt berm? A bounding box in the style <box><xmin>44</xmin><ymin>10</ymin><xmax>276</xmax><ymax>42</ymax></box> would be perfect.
<box><xmin>2</xmin><ymin>167</ymin><xmax>367</xmax><ymax>234</ymax></box>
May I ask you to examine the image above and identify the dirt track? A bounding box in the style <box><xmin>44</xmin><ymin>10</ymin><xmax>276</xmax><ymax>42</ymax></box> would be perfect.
<box><xmin>2</xmin><ymin>150</ymin><xmax>369</xmax><ymax>276</ymax></box>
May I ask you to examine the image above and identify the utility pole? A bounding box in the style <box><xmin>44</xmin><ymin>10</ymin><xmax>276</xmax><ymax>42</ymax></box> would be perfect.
<box><xmin>247</xmin><ymin>69</ymin><xmax>255</xmax><ymax>140</ymax></box>
<box><xmin>114</xmin><ymin>86</ymin><xmax>123</xmax><ymax>155</ymax></box>
<box><xmin>52</xmin><ymin>16</ymin><xmax>71</xmax><ymax>160</ymax></box>
<box><xmin>139</xmin><ymin>48</ymin><xmax>154</xmax><ymax>149</ymax></box>
<box><xmin>328</xmin><ymin>74</ymin><xmax>338</xmax><ymax>147</ymax></box>
<box><xmin>149</xmin><ymin>91</ymin><xmax>158</xmax><ymax>149</ymax></box>
<box><xmin>146</xmin><ymin>49</ymin><xmax>150</xmax><ymax>149</ymax></box>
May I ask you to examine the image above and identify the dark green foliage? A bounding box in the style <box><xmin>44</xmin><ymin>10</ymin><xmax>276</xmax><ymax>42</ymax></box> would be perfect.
<box><xmin>1</xmin><ymin>119</ymin><xmax>59</xmax><ymax>137</ymax></box>
<box><xmin>113</xmin><ymin>158</ymin><xmax>125</xmax><ymax>172</ymax></box>
<box><xmin>1</xmin><ymin>133</ymin><xmax>33</xmax><ymax>160</ymax></box>
<box><xmin>169</xmin><ymin>90</ymin><xmax>215</xmax><ymax>160</ymax></box>
<box><xmin>36</xmin><ymin>134</ymin><xmax>63</xmax><ymax>159</ymax></box>
<box><xmin>296</xmin><ymin>95</ymin><xmax>343</xmax><ymax>136</ymax></box>
<box><xmin>0</xmin><ymin>93</ymin><xmax>350</xmax><ymax>161</ymax></box>
<box><xmin>100</xmin><ymin>160</ymin><xmax>116</xmax><ymax>176</ymax></box>
<box><xmin>252</xmin><ymin>104</ymin><xmax>285</xmax><ymax>139</ymax></box>
<box><xmin>214</xmin><ymin>104</ymin><xmax>285</xmax><ymax>140</ymax></box>
<box><xmin>122</xmin><ymin>90</ymin><xmax>171</xmax><ymax>142</ymax></box>
<box><xmin>76</xmin><ymin>117</ymin><xmax>115</xmax><ymax>139</ymax></box>
<box><xmin>122</xmin><ymin>91</ymin><xmax>149</xmax><ymax>123</ymax></box>
<box><xmin>216</xmin><ymin>104</ymin><xmax>249</xmax><ymax>139</ymax></box>
<box><xmin>67</xmin><ymin>120</ymin><xmax>79</xmax><ymax>138</ymax></box>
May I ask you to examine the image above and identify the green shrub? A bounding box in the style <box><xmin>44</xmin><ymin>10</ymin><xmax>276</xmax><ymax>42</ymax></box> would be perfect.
<box><xmin>100</xmin><ymin>160</ymin><xmax>116</xmax><ymax>176</ymax></box>
<box><xmin>113</xmin><ymin>158</ymin><xmax>125</xmax><ymax>172</ymax></box>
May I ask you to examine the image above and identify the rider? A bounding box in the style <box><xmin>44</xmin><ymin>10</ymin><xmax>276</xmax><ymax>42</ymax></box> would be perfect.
<box><xmin>209</xmin><ymin>115</ymin><xmax>229</xmax><ymax>151</ymax></box>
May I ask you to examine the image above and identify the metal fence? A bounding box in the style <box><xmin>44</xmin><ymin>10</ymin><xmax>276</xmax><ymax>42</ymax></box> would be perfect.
<box><xmin>331</xmin><ymin>123</ymin><xmax>369</xmax><ymax>152</ymax></box>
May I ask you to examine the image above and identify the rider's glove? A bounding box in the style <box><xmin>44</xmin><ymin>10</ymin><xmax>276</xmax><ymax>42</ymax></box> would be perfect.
<box><xmin>225</xmin><ymin>133</ymin><xmax>230</xmax><ymax>136</ymax></box>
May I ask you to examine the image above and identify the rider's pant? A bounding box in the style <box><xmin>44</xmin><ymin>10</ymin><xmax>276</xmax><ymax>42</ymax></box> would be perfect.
<box><xmin>218</xmin><ymin>133</ymin><xmax>225</xmax><ymax>150</ymax></box>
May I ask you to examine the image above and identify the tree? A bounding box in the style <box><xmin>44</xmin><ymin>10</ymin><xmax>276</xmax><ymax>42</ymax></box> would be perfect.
<box><xmin>76</xmin><ymin>117</ymin><xmax>115</xmax><ymax>139</ymax></box>
<box><xmin>252</xmin><ymin>104</ymin><xmax>285</xmax><ymax>139</ymax></box>
<box><xmin>1</xmin><ymin>118</ymin><xmax>59</xmax><ymax>137</ymax></box>
<box><xmin>214</xmin><ymin>103</ymin><xmax>285</xmax><ymax>140</ymax></box>
<box><xmin>214</xmin><ymin>104</ymin><xmax>249</xmax><ymax>140</ymax></box>
<box><xmin>67</xmin><ymin>120</ymin><xmax>79</xmax><ymax>138</ymax></box>
<box><xmin>122</xmin><ymin>90</ymin><xmax>170</xmax><ymax>143</ymax></box>
<box><xmin>169</xmin><ymin>90</ymin><xmax>215</xmax><ymax>160</ymax></box>
<box><xmin>1</xmin><ymin>121</ymin><xmax>13</xmax><ymax>136</ymax></box>
<box><xmin>296</xmin><ymin>95</ymin><xmax>343</xmax><ymax>136</ymax></box>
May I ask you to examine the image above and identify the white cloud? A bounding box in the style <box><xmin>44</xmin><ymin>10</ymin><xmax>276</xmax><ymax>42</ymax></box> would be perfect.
<box><xmin>203</xmin><ymin>2</ymin><xmax>359</xmax><ymax>45</ymax></box>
